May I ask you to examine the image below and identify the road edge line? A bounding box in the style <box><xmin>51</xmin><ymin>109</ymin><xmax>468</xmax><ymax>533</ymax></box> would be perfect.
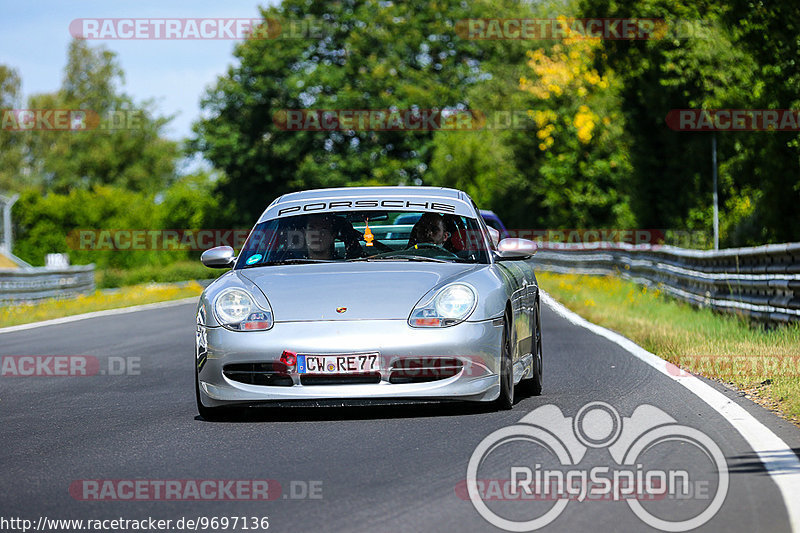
<box><xmin>0</xmin><ymin>297</ymin><xmax>199</xmax><ymax>335</ymax></box>
<box><xmin>540</xmin><ymin>290</ymin><xmax>800</xmax><ymax>531</ymax></box>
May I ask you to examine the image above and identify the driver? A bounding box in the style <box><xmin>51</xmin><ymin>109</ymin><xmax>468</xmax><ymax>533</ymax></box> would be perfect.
<box><xmin>409</xmin><ymin>212</ymin><xmax>451</xmax><ymax>247</ymax></box>
<box><xmin>303</xmin><ymin>214</ymin><xmax>336</xmax><ymax>259</ymax></box>
<box><xmin>302</xmin><ymin>213</ymin><xmax>364</xmax><ymax>260</ymax></box>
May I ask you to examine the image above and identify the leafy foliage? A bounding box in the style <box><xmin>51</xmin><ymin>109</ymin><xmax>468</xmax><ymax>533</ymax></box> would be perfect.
<box><xmin>578</xmin><ymin>0</ymin><xmax>799</xmax><ymax>244</ymax></box>
<box><xmin>12</xmin><ymin>186</ymin><xmax>169</xmax><ymax>269</ymax></box>
<box><xmin>0</xmin><ymin>66</ymin><xmax>26</xmax><ymax>192</ymax></box>
<box><xmin>4</xmin><ymin>41</ymin><xmax>217</xmax><ymax>271</ymax></box>
<box><xmin>19</xmin><ymin>40</ymin><xmax>179</xmax><ymax>195</ymax></box>
<box><xmin>191</xmin><ymin>0</ymin><xmax>530</xmax><ymax>225</ymax></box>
<box><xmin>4</xmin><ymin>0</ymin><xmax>800</xmax><ymax>273</ymax></box>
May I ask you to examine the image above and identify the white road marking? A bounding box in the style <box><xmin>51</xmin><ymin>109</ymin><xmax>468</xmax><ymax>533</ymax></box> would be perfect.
<box><xmin>0</xmin><ymin>297</ymin><xmax>199</xmax><ymax>335</ymax></box>
<box><xmin>541</xmin><ymin>291</ymin><xmax>800</xmax><ymax>531</ymax></box>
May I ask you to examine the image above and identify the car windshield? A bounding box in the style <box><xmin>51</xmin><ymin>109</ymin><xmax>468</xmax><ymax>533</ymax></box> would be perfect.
<box><xmin>236</xmin><ymin>210</ymin><xmax>491</xmax><ymax>268</ymax></box>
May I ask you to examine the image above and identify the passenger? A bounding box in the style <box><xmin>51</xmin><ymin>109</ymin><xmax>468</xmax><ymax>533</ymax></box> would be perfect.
<box><xmin>409</xmin><ymin>212</ymin><xmax>451</xmax><ymax>247</ymax></box>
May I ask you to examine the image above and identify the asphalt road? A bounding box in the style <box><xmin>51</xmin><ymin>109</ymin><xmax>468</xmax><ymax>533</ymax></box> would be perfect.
<box><xmin>1</xmin><ymin>299</ymin><xmax>799</xmax><ymax>533</ymax></box>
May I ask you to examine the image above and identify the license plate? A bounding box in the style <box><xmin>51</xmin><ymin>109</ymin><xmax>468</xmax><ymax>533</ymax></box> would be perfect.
<box><xmin>297</xmin><ymin>353</ymin><xmax>380</xmax><ymax>374</ymax></box>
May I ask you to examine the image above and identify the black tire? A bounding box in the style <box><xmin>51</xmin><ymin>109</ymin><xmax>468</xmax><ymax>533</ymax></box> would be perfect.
<box><xmin>521</xmin><ymin>300</ymin><xmax>543</xmax><ymax>396</ymax></box>
<box><xmin>494</xmin><ymin>313</ymin><xmax>515</xmax><ymax>410</ymax></box>
<box><xmin>195</xmin><ymin>369</ymin><xmax>230</xmax><ymax>421</ymax></box>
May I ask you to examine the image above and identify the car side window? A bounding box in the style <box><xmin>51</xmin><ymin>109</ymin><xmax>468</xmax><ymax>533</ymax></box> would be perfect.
<box><xmin>470</xmin><ymin>200</ymin><xmax>496</xmax><ymax>251</ymax></box>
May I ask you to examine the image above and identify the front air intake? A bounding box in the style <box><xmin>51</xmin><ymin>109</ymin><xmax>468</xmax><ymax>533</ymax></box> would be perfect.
<box><xmin>223</xmin><ymin>362</ymin><xmax>294</xmax><ymax>387</ymax></box>
<box><xmin>388</xmin><ymin>357</ymin><xmax>463</xmax><ymax>384</ymax></box>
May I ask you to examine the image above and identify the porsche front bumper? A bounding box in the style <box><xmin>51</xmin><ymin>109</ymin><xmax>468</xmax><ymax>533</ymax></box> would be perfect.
<box><xmin>197</xmin><ymin>318</ymin><xmax>504</xmax><ymax>407</ymax></box>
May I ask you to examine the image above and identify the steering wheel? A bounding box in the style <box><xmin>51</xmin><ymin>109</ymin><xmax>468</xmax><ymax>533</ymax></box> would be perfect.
<box><xmin>335</xmin><ymin>220</ymin><xmax>392</xmax><ymax>257</ymax></box>
<box><xmin>406</xmin><ymin>242</ymin><xmax>459</xmax><ymax>257</ymax></box>
<box><xmin>369</xmin><ymin>240</ymin><xmax>393</xmax><ymax>253</ymax></box>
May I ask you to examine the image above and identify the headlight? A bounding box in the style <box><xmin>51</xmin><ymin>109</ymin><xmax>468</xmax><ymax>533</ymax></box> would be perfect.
<box><xmin>214</xmin><ymin>288</ymin><xmax>273</xmax><ymax>331</ymax></box>
<box><xmin>409</xmin><ymin>283</ymin><xmax>477</xmax><ymax>327</ymax></box>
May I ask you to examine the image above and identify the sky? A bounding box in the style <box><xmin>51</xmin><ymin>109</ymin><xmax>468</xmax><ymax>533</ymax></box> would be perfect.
<box><xmin>0</xmin><ymin>0</ymin><xmax>276</xmax><ymax>142</ymax></box>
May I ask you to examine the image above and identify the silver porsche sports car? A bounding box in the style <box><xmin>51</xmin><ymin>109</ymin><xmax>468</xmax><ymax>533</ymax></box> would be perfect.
<box><xmin>195</xmin><ymin>186</ymin><xmax>542</xmax><ymax>418</ymax></box>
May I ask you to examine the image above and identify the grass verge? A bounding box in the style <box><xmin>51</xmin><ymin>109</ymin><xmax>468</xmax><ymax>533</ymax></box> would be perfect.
<box><xmin>97</xmin><ymin>260</ymin><xmax>223</xmax><ymax>288</ymax></box>
<box><xmin>537</xmin><ymin>271</ymin><xmax>800</xmax><ymax>424</ymax></box>
<box><xmin>0</xmin><ymin>281</ymin><xmax>205</xmax><ymax>328</ymax></box>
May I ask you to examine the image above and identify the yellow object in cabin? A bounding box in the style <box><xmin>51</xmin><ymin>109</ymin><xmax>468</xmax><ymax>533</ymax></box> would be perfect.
<box><xmin>364</xmin><ymin>221</ymin><xmax>374</xmax><ymax>246</ymax></box>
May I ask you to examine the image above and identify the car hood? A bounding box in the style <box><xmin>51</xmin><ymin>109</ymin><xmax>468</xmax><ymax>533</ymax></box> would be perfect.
<box><xmin>238</xmin><ymin>262</ymin><xmax>482</xmax><ymax>321</ymax></box>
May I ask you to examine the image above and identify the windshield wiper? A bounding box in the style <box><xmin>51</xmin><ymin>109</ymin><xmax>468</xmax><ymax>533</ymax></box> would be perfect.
<box><xmin>348</xmin><ymin>255</ymin><xmax>451</xmax><ymax>263</ymax></box>
<box><xmin>259</xmin><ymin>258</ymin><xmax>336</xmax><ymax>265</ymax></box>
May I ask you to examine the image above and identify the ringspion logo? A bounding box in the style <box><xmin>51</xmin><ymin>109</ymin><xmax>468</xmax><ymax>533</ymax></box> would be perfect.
<box><xmin>464</xmin><ymin>402</ymin><xmax>728</xmax><ymax>531</ymax></box>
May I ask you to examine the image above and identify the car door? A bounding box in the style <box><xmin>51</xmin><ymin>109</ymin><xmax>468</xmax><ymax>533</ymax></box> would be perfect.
<box><xmin>496</xmin><ymin>260</ymin><xmax>534</xmax><ymax>358</ymax></box>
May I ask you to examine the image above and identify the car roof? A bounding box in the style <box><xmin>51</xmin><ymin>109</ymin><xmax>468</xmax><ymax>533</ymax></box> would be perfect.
<box><xmin>258</xmin><ymin>186</ymin><xmax>477</xmax><ymax>222</ymax></box>
<box><xmin>274</xmin><ymin>186</ymin><xmax>465</xmax><ymax>203</ymax></box>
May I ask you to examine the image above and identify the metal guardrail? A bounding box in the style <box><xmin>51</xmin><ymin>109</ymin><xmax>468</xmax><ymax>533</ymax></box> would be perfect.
<box><xmin>532</xmin><ymin>242</ymin><xmax>800</xmax><ymax>323</ymax></box>
<box><xmin>1</xmin><ymin>241</ymin><xmax>797</xmax><ymax>322</ymax></box>
<box><xmin>0</xmin><ymin>265</ymin><xmax>95</xmax><ymax>305</ymax></box>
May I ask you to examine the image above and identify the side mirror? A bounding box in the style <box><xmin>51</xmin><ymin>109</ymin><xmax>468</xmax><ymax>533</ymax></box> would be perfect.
<box><xmin>487</xmin><ymin>226</ymin><xmax>500</xmax><ymax>247</ymax></box>
<box><xmin>495</xmin><ymin>238</ymin><xmax>537</xmax><ymax>260</ymax></box>
<box><xmin>201</xmin><ymin>246</ymin><xmax>236</xmax><ymax>268</ymax></box>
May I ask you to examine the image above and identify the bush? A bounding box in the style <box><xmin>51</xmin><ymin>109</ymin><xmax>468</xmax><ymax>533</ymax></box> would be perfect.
<box><xmin>12</xmin><ymin>185</ymin><xmax>180</xmax><ymax>268</ymax></box>
<box><xmin>12</xmin><ymin>173</ymin><xmax>220</xmax><ymax>269</ymax></box>
<box><xmin>96</xmin><ymin>261</ymin><xmax>224</xmax><ymax>288</ymax></box>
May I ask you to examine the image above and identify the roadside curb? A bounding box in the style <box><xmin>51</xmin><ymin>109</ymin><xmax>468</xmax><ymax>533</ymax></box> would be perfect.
<box><xmin>541</xmin><ymin>290</ymin><xmax>800</xmax><ymax>532</ymax></box>
<box><xmin>0</xmin><ymin>297</ymin><xmax>199</xmax><ymax>335</ymax></box>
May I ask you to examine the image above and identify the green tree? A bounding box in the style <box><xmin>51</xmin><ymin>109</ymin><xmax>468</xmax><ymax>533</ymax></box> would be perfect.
<box><xmin>429</xmin><ymin>128</ymin><xmax>519</xmax><ymax>210</ymax></box>
<box><xmin>12</xmin><ymin>185</ymin><xmax>178</xmax><ymax>269</ymax></box>
<box><xmin>22</xmin><ymin>40</ymin><xmax>179</xmax><ymax>194</ymax></box>
<box><xmin>431</xmin><ymin>11</ymin><xmax>634</xmax><ymax>230</ymax></box>
<box><xmin>716</xmin><ymin>0</ymin><xmax>800</xmax><ymax>243</ymax></box>
<box><xmin>159</xmin><ymin>171</ymin><xmax>221</xmax><ymax>231</ymax></box>
<box><xmin>578</xmin><ymin>0</ymin><xmax>795</xmax><ymax>245</ymax></box>
<box><xmin>0</xmin><ymin>65</ymin><xmax>27</xmax><ymax>192</ymax></box>
<box><xmin>192</xmin><ymin>0</ymin><xmax>530</xmax><ymax>226</ymax></box>
<box><xmin>8</xmin><ymin>41</ymin><xmax>213</xmax><ymax>269</ymax></box>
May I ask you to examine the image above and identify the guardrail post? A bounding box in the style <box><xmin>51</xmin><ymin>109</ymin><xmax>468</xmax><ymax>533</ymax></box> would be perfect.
<box><xmin>712</xmin><ymin>133</ymin><xmax>719</xmax><ymax>251</ymax></box>
<box><xmin>0</xmin><ymin>193</ymin><xmax>19</xmax><ymax>254</ymax></box>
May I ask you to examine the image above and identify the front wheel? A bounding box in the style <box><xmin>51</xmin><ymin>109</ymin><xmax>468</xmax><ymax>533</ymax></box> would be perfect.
<box><xmin>494</xmin><ymin>314</ymin><xmax>515</xmax><ymax>410</ymax></box>
<box><xmin>195</xmin><ymin>370</ymin><xmax>232</xmax><ymax>421</ymax></box>
<box><xmin>520</xmin><ymin>301</ymin><xmax>543</xmax><ymax>397</ymax></box>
